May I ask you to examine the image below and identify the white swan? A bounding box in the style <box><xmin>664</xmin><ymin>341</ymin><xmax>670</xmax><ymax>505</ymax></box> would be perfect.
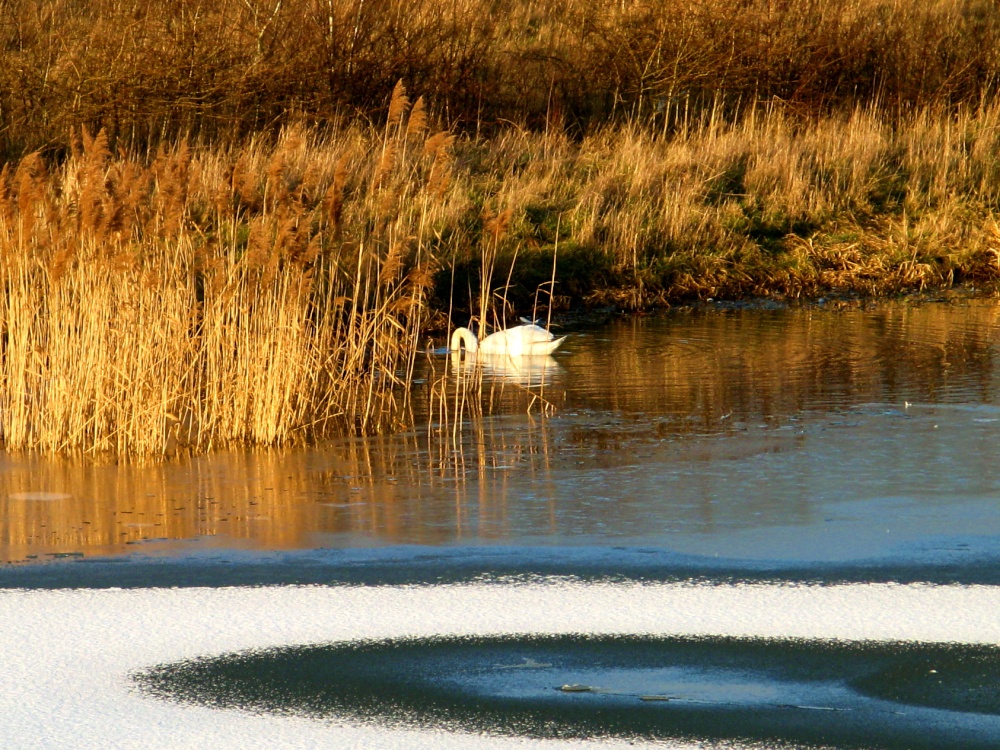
<box><xmin>449</xmin><ymin>323</ymin><xmax>566</xmax><ymax>356</ymax></box>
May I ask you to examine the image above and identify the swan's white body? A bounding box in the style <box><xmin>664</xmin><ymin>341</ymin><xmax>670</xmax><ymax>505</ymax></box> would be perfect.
<box><xmin>449</xmin><ymin>323</ymin><xmax>566</xmax><ymax>356</ymax></box>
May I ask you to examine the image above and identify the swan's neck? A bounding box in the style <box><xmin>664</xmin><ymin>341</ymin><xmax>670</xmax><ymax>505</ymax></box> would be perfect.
<box><xmin>450</xmin><ymin>327</ymin><xmax>479</xmax><ymax>354</ymax></box>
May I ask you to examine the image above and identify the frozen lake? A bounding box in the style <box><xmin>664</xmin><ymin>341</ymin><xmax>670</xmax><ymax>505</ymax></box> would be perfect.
<box><xmin>3</xmin><ymin>298</ymin><xmax>1000</xmax><ymax>747</ymax></box>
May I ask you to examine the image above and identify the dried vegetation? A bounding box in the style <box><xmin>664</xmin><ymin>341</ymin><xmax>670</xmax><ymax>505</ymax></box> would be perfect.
<box><xmin>2</xmin><ymin>1</ymin><xmax>1000</xmax><ymax>453</ymax></box>
<box><xmin>0</xmin><ymin>85</ymin><xmax>455</xmax><ymax>454</ymax></box>
<box><xmin>2</xmin><ymin>0</ymin><xmax>1000</xmax><ymax>152</ymax></box>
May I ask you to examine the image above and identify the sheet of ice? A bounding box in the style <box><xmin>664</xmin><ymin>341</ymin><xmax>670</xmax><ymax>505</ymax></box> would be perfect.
<box><xmin>2</xmin><ymin>580</ymin><xmax>1000</xmax><ymax>749</ymax></box>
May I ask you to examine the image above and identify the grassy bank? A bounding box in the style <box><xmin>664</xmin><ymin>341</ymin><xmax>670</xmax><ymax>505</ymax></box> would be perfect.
<box><xmin>474</xmin><ymin>103</ymin><xmax>1000</xmax><ymax>308</ymax></box>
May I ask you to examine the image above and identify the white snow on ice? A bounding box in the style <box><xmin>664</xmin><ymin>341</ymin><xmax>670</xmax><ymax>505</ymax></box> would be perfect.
<box><xmin>2</xmin><ymin>580</ymin><xmax>1000</xmax><ymax>749</ymax></box>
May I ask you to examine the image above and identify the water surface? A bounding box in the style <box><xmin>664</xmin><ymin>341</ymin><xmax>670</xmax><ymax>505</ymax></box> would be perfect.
<box><xmin>5</xmin><ymin>298</ymin><xmax>1000</xmax><ymax>567</ymax></box>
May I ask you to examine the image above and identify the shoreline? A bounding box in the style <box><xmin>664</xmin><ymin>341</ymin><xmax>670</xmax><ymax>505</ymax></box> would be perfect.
<box><xmin>5</xmin><ymin>100</ymin><xmax>1000</xmax><ymax>453</ymax></box>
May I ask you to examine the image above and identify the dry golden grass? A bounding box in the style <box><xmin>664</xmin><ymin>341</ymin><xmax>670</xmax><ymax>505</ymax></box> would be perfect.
<box><xmin>466</xmin><ymin>102</ymin><xmax>1000</xmax><ymax>307</ymax></box>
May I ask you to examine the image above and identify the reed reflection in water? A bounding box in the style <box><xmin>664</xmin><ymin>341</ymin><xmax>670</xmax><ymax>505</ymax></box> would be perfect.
<box><xmin>4</xmin><ymin>299</ymin><xmax>1000</xmax><ymax>562</ymax></box>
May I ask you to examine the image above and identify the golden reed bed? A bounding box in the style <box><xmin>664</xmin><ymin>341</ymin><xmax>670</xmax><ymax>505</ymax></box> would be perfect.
<box><xmin>0</xmin><ymin>85</ymin><xmax>447</xmax><ymax>454</ymax></box>
<box><xmin>3</xmin><ymin>74</ymin><xmax>1000</xmax><ymax>455</ymax></box>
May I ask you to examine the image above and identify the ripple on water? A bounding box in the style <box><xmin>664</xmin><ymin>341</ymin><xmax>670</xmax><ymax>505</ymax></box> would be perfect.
<box><xmin>8</xmin><ymin>492</ymin><xmax>72</xmax><ymax>501</ymax></box>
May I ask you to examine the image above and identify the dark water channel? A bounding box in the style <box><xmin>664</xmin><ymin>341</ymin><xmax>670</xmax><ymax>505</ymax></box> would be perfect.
<box><xmin>138</xmin><ymin>634</ymin><xmax>1000</xmax><ymax>750</ymax></box>
<box><xmin>5</xmin><ymin>298</ymin><xmax>1000</xmax><ymax>568</ymax></box>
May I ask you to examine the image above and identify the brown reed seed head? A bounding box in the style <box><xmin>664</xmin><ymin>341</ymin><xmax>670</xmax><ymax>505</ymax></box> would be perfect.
<box><xmin>78</xmin><ymin>128</ymin><xmax>112</xmax><ymax>237</ymax></box>
<box><xmin>374</xmin><ymin>142</ymin><xmax>397</xmax><ymax>191</ymax></box>
<box><xmin>319</xmin><ymin>153</ymin><xmax>350</xmax><ymax>239</ymax></box>
<box><xmin>0</xmin><ymin>163</ymin><xmax>13</xmax><ymax>227</ymax></box>
<box><xmin>483</xmin><ymin>208</ymin><xmax>513</xmax><ymax>245</ymax></box>
<box><xmin>379</xmin><ymin>241</ymin><xmax>406</xmax><ymax>287</ymax></box>
<box><xmin>387</xmin><ymin>79</ymin><xmax>410</xmax><ymax>131</ymax></box>
<box><xmin>405</xmin><ymin>96</ymin><xmax>428</xmax><ymax>141</ymax></box>
<box><xmin>322</xmin><ymin>180</ymin><xmax>344</xmax><ymax>238</ymax></box>
<box><xmin>232</xmin><ymin>152</ymin><xmax>261</xmax><ymax>211</ymax></box>
<box><xmin>423</xmin><ymin>131</ymin><xmax>453</xmax><ymax>159</ymax></box>
<box><xmin>266</xmin><ymin>150</ymin><xmax>289</xmax><ymax>212</ymax></box>
<box><xmin>14</xmin><ymin>153</ymin><xmax>46</xmax><ymax>238</ymax></box>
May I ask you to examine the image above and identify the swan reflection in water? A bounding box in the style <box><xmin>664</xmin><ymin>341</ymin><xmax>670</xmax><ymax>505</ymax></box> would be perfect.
<box><xmin>448</xmin><ymin>350</ymin><xmax>562</xmax><ymax>387</ymax></box>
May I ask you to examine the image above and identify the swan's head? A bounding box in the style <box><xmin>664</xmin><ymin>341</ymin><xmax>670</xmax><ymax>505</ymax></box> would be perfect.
<box><xmin>449</xmin><ymin>327</ymin><xmax>478</xmax><ymax>354</ymax></box>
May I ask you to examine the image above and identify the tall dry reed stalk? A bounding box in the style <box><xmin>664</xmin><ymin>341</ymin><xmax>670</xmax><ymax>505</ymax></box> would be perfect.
<box><xmin>0</xmin><ymin>85</ymin><xmax>461</xmax><ymax>456</ymax></box>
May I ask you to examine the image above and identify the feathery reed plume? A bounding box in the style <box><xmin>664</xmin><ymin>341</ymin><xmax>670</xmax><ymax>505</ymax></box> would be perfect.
<box><xmin>153</xmin><ymin>142</ymin><xmax>191</xmax><ymax>237</ymax></box>
<box><xmin>426</xmin><ymin>132</ymin><xmax>455</xmax><ymax>199</ymax></box>
<box><xmin>68</xmin><ymin>126</ymin><xmax>84</xmax><ymax>163</ymax></box>
<box><xmin>423</xmin><ymin>131</ymin><xmax>453</xmax><ymax>159</ymax></box>
<box><xmin>405</xmin><ymin>96</ymin><xmax>428</xmax><ymax>141</ymax></box>
<box><xmin>113</xmin><ymin>160</ymin><xmax>150</xmax><ymax>239</ymax></box>
<box><xmin>484</xmin><ymin>208</ymin><xmax>513</xmax><ymax>246</ymax></box>
<box><xmin>374</xmin><ymin>141</ymin><xmax>397</xmax><ymax>191</ymax></box>
<box><xmin>14</xmin><ymin>152</ymin><xmax>46</xmax><ymax>239</ymax></box>
<box><xmin>79</xmin><ymin>127</ymin><xmax>111</xmax><ymax>236</ymax></box>
<box><xmin>266</xmin><ymin>150</ymin><xmax>289</xmax><ymax>212</ymax></box>
<box><xmin>387</xmin><ymin>79</ymin><xmax>410</xmax><ymax>132</ymax></box>
<box><xmin>0</xmin><ymin>163</ymin><xmax>14</xmax><ymax>227</ymax></box>
<box><xmin>297</xmin><ymin>161</ymin><xmax>321</xmax><ymax>205</ymax></box>
<box><xmin>379</xmin><ymin>240</ymin><xmax>406</xmax><ymax>287</ymax></box>
<box><xmin>232</xmin><ymin>152</ymin><xmax>261</xmax><ymax>212</ymax></box>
